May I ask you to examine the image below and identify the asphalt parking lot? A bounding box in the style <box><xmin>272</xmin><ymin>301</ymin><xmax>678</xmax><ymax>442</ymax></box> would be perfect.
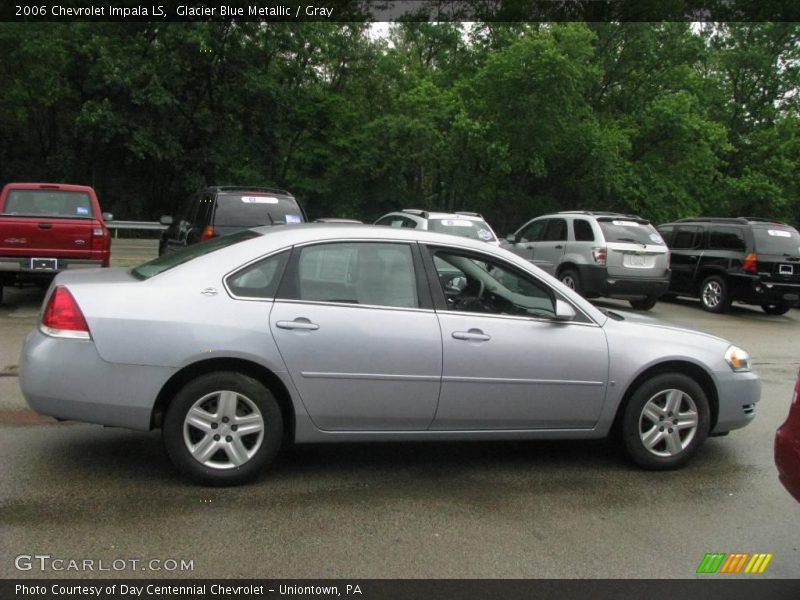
<box><xmin>0</xmin><ymin>239</ymin><xmax>798</xmax><ymax>579</ymax></box>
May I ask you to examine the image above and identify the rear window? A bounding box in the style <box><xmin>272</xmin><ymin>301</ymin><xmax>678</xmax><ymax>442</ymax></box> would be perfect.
<box><xmin>752</xmin><ymin>227</ymin><xmax>800</xmax><ymax>256</ymax></box>
<box><xmin>598</xmin><ymin>219</ymin><xmax>664</xmax><ymax>245</ymax></box>
<box><xmin>132</xmin><ymin>230</ymin><xmax>261</xmax><ymax>280</ymax></box>
<box><xmin>428</xmin><ymin>218</ymin><xmax>496</xmax><ymax>242</ymax></box>
<box><xmin>214</xmin><ymin>193</ymin><xmax>304</xmax><ymax>227</ymax></box>
<box><xmin>2</xmin><ymin>189</ymin><xmax>94</xmax><ymax>219</ymax></box>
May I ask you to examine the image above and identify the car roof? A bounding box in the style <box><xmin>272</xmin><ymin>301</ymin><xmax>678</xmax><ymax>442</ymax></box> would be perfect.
<box><xmin>384</xmin><ymin>210</ymin><xmax>489</xmax><ymax>222</ymax></box>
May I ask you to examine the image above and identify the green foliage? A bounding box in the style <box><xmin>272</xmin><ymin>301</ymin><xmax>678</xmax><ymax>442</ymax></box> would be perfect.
<box><xmin>0</xmin><ymin>21</ymin><xmax>798</xmax><ymax>230</ymax></box>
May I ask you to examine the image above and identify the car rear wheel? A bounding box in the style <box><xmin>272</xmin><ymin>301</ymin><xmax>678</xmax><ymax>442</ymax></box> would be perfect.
<box><xmin>629</xmin><ymin>296</ymin><xmax>658</xmax><ymax>310</ymax></box>
<box><xmin>622</xmin><ymin>373</ymin><xmax>710</xmax><ymax>470</ymax></box>
<box><xmin>559</xmin><ymin>269</ymin><xmax>582</xmax><ymax>295</ymax></box>
<box><xmin>163</xmin><ymin>371</ymin><xmax>283</xmax><ymax>485</ymax></box>
<box><xmin>761</xmin><ymin>303</ymin><xmax>791</xmax><ymax>316</ymax></box>
<box><xmin>699</xmin><ymin>275</ymin><xmax>731</xmax><ymax>313</ymax></box>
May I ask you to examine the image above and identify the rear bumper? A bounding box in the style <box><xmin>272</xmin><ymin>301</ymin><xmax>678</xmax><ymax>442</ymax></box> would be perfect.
<box><xmin>729</xmin><ymin>274</ymin><xmax>800</xmax><ymax>307</ymax></box>
<box><xmin>0</xmin><ymin>256</ymin><xmax>105</xmax><ymax>280</ymax></box>
<box><xmin>577</xmin><ymin>264</ymin><xmax>671</xmax><ymax>298</ymax></box>
<box><xmin>20</xmin><ymin>328</ymin><xmax>176</xmax><ymax>431</ymax></box>
<box><xmin>775</xmin><ymin>424</ymin><xmax>800</xmax><ymax>502</ymax></box>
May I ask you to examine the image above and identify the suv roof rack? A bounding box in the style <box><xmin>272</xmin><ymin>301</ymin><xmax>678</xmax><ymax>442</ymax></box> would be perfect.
<box><xmin>559</xmin><ymin>210</ymin><xmax>644</xmax><ymax>219</ymax></box>
<box><xmin>209</xmin><ymin>185</ymin><xmax>293</xmax><ymax>196</ymax></box>
<box><xmin>455</xmin><ymin>211</ymin><xmax>483</xmax><ymax>218</ymax></box>
<box><xmin>402</xmin><ymin>209</ymin><xmax>429</xmax><ymax>218</ymax></box>
<box><xmin>740</xmin><ymin>216</ymin><xmax>790</xmax><ymax>225</ymax></box>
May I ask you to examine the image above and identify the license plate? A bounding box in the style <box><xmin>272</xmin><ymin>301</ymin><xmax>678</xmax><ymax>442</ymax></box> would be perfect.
<box><xmin>628</xmin><ymin>255</ymin><xmax>646</xmax><ymax>266</ymax></box>
<box><xmin>31</xmin><ymin>258</ymin><xmax>57</xmax><ymax>271</ymax></box>
<box><xmin>779</xmin><ymin>264</ymin><xmax>793</xmax><ymax>275</ymax></box>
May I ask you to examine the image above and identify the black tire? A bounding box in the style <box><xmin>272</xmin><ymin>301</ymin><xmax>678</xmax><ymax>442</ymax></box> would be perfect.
<box><xmin>163</xmin><ymin>371</ymin><xmax>284</xmax><ymax>486</ymax></box>
<box><xmin>629</xmin><ymin>296</ymin><xmax>658</xmax><ymax>311</ymax></box>
<box><xmin>761</xmin><ymin>303</ymin><xmax>791</xmax><ymax>316</ymax></box>
<box><xmin>559</xmin><ymin>269</ymin><xmax>582</xmax><ymax>296</ymax></box>
<box><xmin>699</xmin><ymin>275</ymin><xmax>731</xmax><ymax>313</ymax></box>
<box><xmin>621</xmin><ymin>373</ymin><xmax>710</xmax><ymax>470</ymax></box>
<box><xmin>0</xmin><ymin>285</ymin><xmax>3</xmax><ymax>305</ymax></box>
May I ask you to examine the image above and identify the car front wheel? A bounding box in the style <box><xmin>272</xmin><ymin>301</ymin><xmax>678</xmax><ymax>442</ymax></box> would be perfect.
<box><xmin>163</xmin><ymin>371</ymin><xmax>284</xmax><ymax>485</ymax></box>
<box><xmin>621</xmin><ymin>373</ymin><xmax>710</xmax><ymax>470</ymax></box>
<box><xmin>699</xmin><ymin>275</ymin><xmax>731</xmax><ymax>313</ymax></box>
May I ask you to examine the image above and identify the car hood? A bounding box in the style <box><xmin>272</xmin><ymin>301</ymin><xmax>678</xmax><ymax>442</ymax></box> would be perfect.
<box><xmin>601</xmin><ymin>307</ymin><xmax>730</xmax><ymax>346</ymax></box>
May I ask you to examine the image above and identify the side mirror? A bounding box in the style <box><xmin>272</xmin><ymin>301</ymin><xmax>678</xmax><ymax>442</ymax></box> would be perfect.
<box><xmin>160</xmin><ymin>215</ymin><xmax>173</xmax><ymax>226</ymax></box>
<box><xmin>102</xmin><ymin>212</ymin><xmax>113</xmax><ymax>222</ymax></box>
<box><xmin>505</xmin><ymin>233</ymin><xmax>519</xmax><ymax>243</ymax></box>
<box><xmin>554</xmin><ymin>299</ymin><xmax>576</xmax><ymax>322</ymax></box>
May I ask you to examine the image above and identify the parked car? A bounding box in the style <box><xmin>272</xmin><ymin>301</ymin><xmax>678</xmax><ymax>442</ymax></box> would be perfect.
<box><xmin>775</xmin><ymin>368</ymin><xmax>800</xmax><ymax>502</ymax></box>
<box><xmin>657</xmin><ymin>217</ymin><xmax>800</xmax><ymax>314</ymax></box>
<box><xmin>0</xmin><ymin>182</ymin><xmax>112</xmax><ymax>304</ymax></box>
<box><xmin>375</xmin><ymin>209</ymin><xmax>500</xmax><ymax>244</ymax></box>
<box><xmin>504</xmin><ymin>211</ymin><xmax>670</xmax><ymax>310</ymax></box>
<box><xmin>21</xmin><ymin>225</ymin><xmax>759</xmax><ymax>485</ymax></box>
<box><xmin>159</xmin><ymin>186</ymin><xmax>305</xmax><ymax>255</ymax></box>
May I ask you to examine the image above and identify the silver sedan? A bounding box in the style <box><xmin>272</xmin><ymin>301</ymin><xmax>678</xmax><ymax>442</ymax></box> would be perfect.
<box><xmin>20</xmin><ymin>225</ymin><xmax>760</xmax><ymax>485</ymax></box>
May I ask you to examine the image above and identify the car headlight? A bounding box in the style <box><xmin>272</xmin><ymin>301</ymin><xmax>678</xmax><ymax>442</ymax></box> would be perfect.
<box><xmin>725</xmin><ymin>346</ymin><xmax>751</xmax><ymax>372</ymax></box>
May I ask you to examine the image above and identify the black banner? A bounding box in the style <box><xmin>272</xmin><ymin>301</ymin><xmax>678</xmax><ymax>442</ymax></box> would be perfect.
<box><xmin>3</xmin><ymin>579</ymin><xmax>800</xmax><ymax>600</ymax></box>
<box><xmin>3</xmin><ymin>0</ymin><xmax>800</xmax><ymax>23</ymax></box>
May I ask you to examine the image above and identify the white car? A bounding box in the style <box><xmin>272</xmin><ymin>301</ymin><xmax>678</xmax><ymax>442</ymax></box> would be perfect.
<box><xmin>375</xmin><ymin>209</ymin><xmax>500</xmax><ymax>244</ymax></box>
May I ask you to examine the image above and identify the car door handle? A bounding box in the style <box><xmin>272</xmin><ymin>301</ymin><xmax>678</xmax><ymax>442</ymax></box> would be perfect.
<box><xmin>276</xmin><ymin>319</ymin><xmax>319</xmax><ymax>331</ymax></box>
<box><xmin>38</xmin><ymin>223</ymin><xmax>52</xmax><ymax>229</ymax></box>
<box><xmin>452</xmin><ymin>329</ymin><xmax>491</xmax><ymax>342</ymax></box>
<box><xmin>554</xmin><ymin>244</ymin><xmax>564</xmax><ymax>249</ymax></box>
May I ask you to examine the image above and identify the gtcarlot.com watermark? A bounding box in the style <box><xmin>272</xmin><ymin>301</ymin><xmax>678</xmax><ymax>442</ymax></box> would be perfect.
<box><xmin>15</xmin><ymin>554</ymin><xmax>194</xmax><ymax>573</ymax></box>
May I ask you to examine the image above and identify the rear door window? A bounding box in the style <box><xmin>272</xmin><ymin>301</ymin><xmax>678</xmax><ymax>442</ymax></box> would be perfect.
<box><xmin>708</xmin><ymin>227</ymin><xmax>746</xmax><ymax>251</ymax></box>
<box><xmin>572</xmin><ymin>219</ymin><xmax>595</xmax><ymax>242</ymax></box>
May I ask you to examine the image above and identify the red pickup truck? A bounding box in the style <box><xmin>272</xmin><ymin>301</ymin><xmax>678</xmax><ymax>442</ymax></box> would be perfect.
<box><xmin>0</xmin><ymin>183</ymin><xmax>112</xmax><ymax>304</ymax></box>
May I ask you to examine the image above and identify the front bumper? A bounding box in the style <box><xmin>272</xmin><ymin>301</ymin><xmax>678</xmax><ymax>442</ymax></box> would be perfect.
<box><xmin>712</xmin><ymin>370</ymin><xmax>760</xmax><ymax>434</ymax></box>
<box><xmin>20</xmin><ymin>328</ymin><xmax>176</xmax><ymax>431</ymax></box>
<box><xmin>577</xmin><ymin>264</ymin><xmax>671</xmax><ymax>299</ymax></box>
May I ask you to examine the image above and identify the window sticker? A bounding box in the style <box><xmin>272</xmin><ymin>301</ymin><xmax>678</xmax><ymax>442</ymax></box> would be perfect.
<box><xmin>440</xmin><ymin>219</ymin><xmax>473</xmax><ymax>227</ymax></box>
<box><xmin>76</xmin><ymin>206</ymin><xmax>89</xmax><ymax>215</ymax></box>
<box><xmin>477</xmin><ymin>229</ymin><xmax>494</xmax><ymax>241</ymax></box>
<box><xmin>285</xmin><ymin>214</ymin><xmax>302</xmax><ymax>224</ymax></box>
<box><xmin>767</xmin><ymin>229</ymin><xmax>791</xmax><ymax>238</ymax></box>
<box><xmin>649</xmin><ymin>232</ymin><xmax>664</xmax><ymax>243</ymax></box>
<box><xmin>612</xmin><ymin>220</ymin><xmax>640</xmax><ymax>227</ymax></box>
<box><xmin>242</xmin><ymin>196</ymin><xmax>279</xmax><ymax>204</ymax></box>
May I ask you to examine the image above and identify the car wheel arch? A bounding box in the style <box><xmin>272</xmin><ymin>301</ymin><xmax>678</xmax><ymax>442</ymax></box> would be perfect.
<box><xmin>151</xmin><ymin>357</ymin><xmax>295</xmax><ymax>440</ymax></box>
<box><xmin>611</xmin><ymin>360</ymin><xmax>719</xmax><ymax>438</ymax></box>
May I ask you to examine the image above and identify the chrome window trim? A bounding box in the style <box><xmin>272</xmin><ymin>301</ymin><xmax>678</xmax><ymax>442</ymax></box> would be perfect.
<box><xmin>273</xmin><ymin>298</ymin><xmax>436</xmax><ymax>315</ymax></box>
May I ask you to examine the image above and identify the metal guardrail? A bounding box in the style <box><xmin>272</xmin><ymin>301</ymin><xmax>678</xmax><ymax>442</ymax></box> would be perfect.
<box><xmin>106</xmin><ymin>220</ymin><xmax>167</xmax><ymax>238</ymax></box>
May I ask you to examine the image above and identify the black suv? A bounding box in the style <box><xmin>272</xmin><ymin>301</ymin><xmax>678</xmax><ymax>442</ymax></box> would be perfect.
<box><xmin>657</xmin><ymin>217</ymin><xmax>800</xmax><ymax>314</ymax></box>
<box><xmin>159</xmin><ymin>186</ymin><xmax>305</xmax><ymax>255</ymax></box>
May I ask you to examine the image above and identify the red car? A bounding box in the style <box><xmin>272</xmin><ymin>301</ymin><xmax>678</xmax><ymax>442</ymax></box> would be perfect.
<box><xmin>775</xmin><ymin>368</ymin><xmax>800</xmax><ymax>502</ymax></box>
<box><xmin>0</xmin><ymin>183</ymin><xmax>111</xmax><ymax>304</ymax></box>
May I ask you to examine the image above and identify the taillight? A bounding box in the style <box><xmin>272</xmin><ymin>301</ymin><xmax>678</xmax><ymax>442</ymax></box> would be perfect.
<box><xmin>592</xmin><ymin>247</ymin><xmax>607</xmax><ymax>265</ymax></box>
<box><xmin>201</xmin><ymin>225</ymin><xmax>215</xmax><ymax>241</ymax></box>
<box><xmin>91</xmin><ymin>221</ymin><xmax>106</xmax><ymax>252</ymax></box>
<box><xmin>41</xmin><ymin>286</ymin><xmax>91</xmax><ymax>339</ymax></box>
<box><xmin>743</xmin><ymin>253</ymin><xmax>758</xmax><ymax>274</ymax></box>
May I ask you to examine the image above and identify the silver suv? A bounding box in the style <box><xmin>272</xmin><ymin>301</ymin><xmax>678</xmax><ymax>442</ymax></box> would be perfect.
<box><xmin>375</xmin><ymin>209</ymin><xmax>499</xmax><ymax>244</ymax></box>
<box><xmin>504</xmin><ymin>211</ymin><xmax>671</xmax><ymax>310</ymax></box>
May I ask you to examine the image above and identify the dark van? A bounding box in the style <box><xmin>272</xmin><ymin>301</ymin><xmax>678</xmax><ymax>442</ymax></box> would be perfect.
<box><xmin>159</xmin><ymin>186</ymin><xmax>305</xmax><ymax>255</ymax></box>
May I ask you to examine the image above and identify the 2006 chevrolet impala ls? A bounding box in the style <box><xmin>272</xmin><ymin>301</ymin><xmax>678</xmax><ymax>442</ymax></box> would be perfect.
<box><xmin>20</xmin><ymin>225</ymin><xmax>760</xmax><ymax>485</ymax></box>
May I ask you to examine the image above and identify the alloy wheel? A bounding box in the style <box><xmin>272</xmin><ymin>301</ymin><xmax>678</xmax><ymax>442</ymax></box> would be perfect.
<box><xmin>638</xmin><ymin>388</ymin><xmax>699</xmax><ymax>457</ymax></box>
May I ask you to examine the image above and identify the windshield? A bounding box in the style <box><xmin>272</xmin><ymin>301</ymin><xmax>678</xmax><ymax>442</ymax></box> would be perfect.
<box><xmin>428</xmin><ymin>218</ymin><xmax>497</xmax><ymax>242</ymax></box>
<box><xmin>598</xmin><ymin>219</ymin><xmax>664</xmax><ymax>245</ymax></box>
<box><xmin>752</xmin><ymin>226</ymin><xmax>800</xmax><ymax>256</ymax></box>
<box><xmin>132</xmin><ymin>230</ymin><xmax>261</xmax><ymax>280</ymax></box>
<box><xmin>2</xmin><ymin>189</ymin><xmax>94</xmax><ymax>219</ymax></box>
<box><xmin>214</xmin><ymin>193</ymin><xmax>304</xmax><ymax>227</ymax></box>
